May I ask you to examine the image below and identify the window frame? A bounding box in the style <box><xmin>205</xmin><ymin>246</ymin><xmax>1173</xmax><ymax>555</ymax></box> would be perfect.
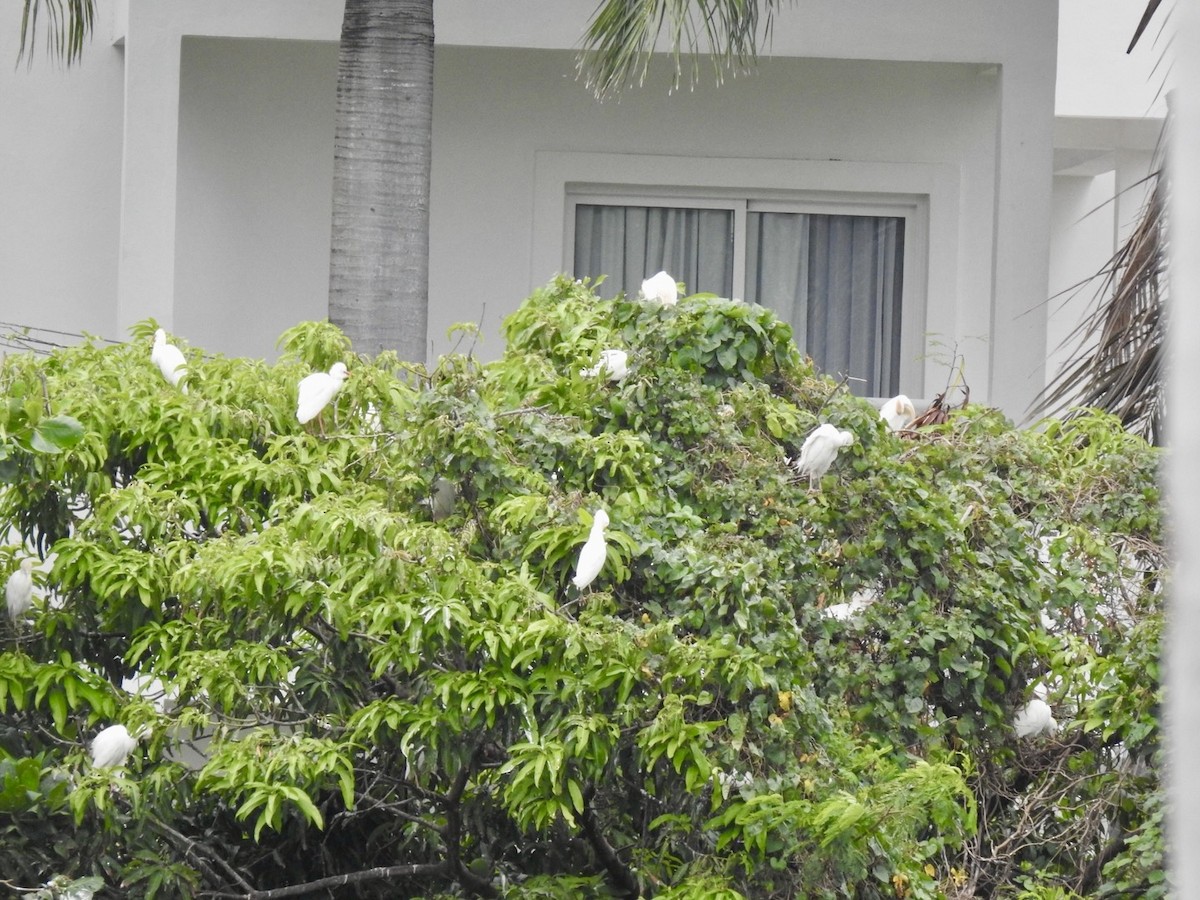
<box><xmin>566</xmin><ymin>186</ymin><xmax>925</xmax><ymax>397</ymax></box>
<box><xmin>533</xmin><ymin>151</ymin><xmax>961</xmax><ymax>400</ymax></box>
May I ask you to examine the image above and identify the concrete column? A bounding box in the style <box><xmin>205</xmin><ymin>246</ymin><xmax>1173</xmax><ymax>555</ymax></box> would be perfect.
<box><xmin>115</xmin><ymin>0</ymin><xmax>343</xmax><ymax>334</ymax></box>
<box><xmin>116</xmin><ymin>0</ymin><xmax>184</xmax><ymax>331</ymax></box>
<box><xmin>988</xmin><ymin>41</ymin><xmax>1058</xmax><ymax>421</ymax></box>
<box><xmin>1168</xmin><ymin>0</ymin><xmax>1199</xmax><ymax>890</ymax></box>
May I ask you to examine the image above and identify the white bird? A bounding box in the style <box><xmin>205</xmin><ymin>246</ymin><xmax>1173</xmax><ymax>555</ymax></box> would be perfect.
<box><xmin>879</xmin><ymin>394</ymin><xmax>916</xmax><ymax>431</ymax></box>
<box><xmin>822</xmin><ymin>587</ymin><xmax>879</xmax><ymax>621</ymax></box>
<box><xmin>1014</xmin><ymin>685</ymin><xmax>1058</xmax><ymax>738</ymax></box>
<box><xmin>640</xmin><ymin>271</ymin><xmax>679</xmax><ymax>306</ymax></box>
<box><xmin>581</xmin><ymin>349</ymin><xmax>629</xmax><ymax>382</ymax></box>
<box><xmin>151</xmin><ymin>329</ymin><xmax>188</xmax><ymax>393</ymax></box>
<box><xmin>90</xmin><ymin>723</ymin><xmax>145</xmax><ymax>768</ymax></box>
<box><xmin>792</xmin><ymin>424</ymin><xmax>855</xmax><ymax>488</ymax></box>
<box><xmin>5</xmin><ymin>558</ymin><xmax>35</xmax><ymax>622</ymax></box>
<box><xmin>571</xmin><ymin>509</ymin><xmax>610</xmax><ymax>590</ymax></box>
<box><xmin>297</xmin><ymin>362</ymin><xmax>349</xmax><ymax>427</ymax></box>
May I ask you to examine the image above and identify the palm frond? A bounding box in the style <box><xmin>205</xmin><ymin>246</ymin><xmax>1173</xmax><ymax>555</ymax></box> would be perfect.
<box><xmin>1127</xmin><ymin>0</ymin><xmax>1163</xmax><ymax>53</ymax></box>
<box><xmin>1031</xmin><ymin>169</ymin><xmax>1166</xmax><ymax>444</ymax></box>
<box><xmin>17</xmin><ymin>0</ymin><xmax>95</xmax><ymax>68</ymax></box>
<box><xmin>578</xmin><ymin>0</ymin><xmax>791</xmax><ymax>98</ymax></box>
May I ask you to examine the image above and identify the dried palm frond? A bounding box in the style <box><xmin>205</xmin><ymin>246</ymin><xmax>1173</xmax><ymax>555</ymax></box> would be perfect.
<box><xmin>905</xmin><ymin>352</ymin><xmax>970</xmax><ymax>431</ymax></box>
<box><xmin>908</xmin><ymin>385</ymin><xmax>970</xmax><ymax>430</ymax></box>
<box><xmin>1031</xmin><ymin>170</ymin><xmax>1166</xmax><ymax>445</ymax></box>
<box><xmin>1032</xmin><ymin>0</ymin><xmax>1167</xmax><ymax>445</ymax></box>
<box><xmin>909</xmin><ymin>393</ymin><xmax>951</xmax><ymax>429</ymax></box>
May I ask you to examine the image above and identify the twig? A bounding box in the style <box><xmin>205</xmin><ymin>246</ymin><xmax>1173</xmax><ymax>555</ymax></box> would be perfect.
<box><xmin>237</xmin><ymin>863</ymin><xmax>448</xmax><ymax>899</ymax></box>
<box><xmin>494</xmin><ymin>405</ymin><xmax>551</xmax><ymax>418</ymax></box>
<box><xmin>150</xmin><ymin>818</ymin><xmax>256</xmax><ymax>894</ymax></box>
<box><xmin>467</xmin><ymin>304</ymin><xmax>487</xmax><ymax>362</ymax></box>
<box><xmin>814</xmin><ymin>372</ymin><xmax>853</xmax><ymax>417</ymax></box>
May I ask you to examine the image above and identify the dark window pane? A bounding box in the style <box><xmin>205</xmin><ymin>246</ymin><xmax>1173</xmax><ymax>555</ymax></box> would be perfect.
<box><xmin>573</xmin><ymin>205</ymin><xmax>734</xmax><ymax>299</ymax></box>
<box><xmin>747</xmin><ymin>212</ymin><xmax>904</xmax><ymax>396</ymax></box>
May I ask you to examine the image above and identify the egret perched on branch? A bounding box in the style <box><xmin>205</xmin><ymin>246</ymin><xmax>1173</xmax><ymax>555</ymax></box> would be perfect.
<box><xmin>1014</xmin><ymin>684</ymin><xmax>1058</xmax><ymax>738</ymax></box>
<box><xmin>581</xmin><ymin>349</ymin><xmax>629</xmax><ymax>382</ymax></box>
<box><xmin>793</xmin><ymin>424</ymin><xmax>855</xmax><ymax>489</ymax></box>
<box><xmin>5</xmin><ymin>558</ymin><xmax>34</xmax><ymax>622</ymax></box>
<box><xmin>640</xmin><ymin>271</ymin><xmax>678</xmax><ymax>306</ymax></box>
<box><xmin>90</xmin><ymin>723</ymin><xmax>146</xmax><ymax>768</ymax></box>
<box><xmin>151</xmin><ymin>329</ymin><xmax>188</xmax><ymax>393</ymax></box>
<box><xmin>297</xmin><ymin>362</ymin><xmax>349</xmax><ymax>431</ymax></box>
<box><xmin>879</xmin><ymin>394</ymin><xmax>916</xmax><ymax>431</ymax></box>
<box><xmin>571</xmin><ymin>509</ymin><xmax>610</xmax><ymax>591</ymax></box>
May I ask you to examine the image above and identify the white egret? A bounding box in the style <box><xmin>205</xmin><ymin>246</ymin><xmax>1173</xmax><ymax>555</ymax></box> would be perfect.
<box><xmin>151</xmin><ymin>328</ymin><xmax>188</xmax><ymax>393</ymax></box>
<box><xmin>822</xmin><ymin>587</ymin><xmax>879</xmax><ymax>621</ymax></box>
<box><xmin>297</xmin><ymin>362</ymin><xmax>349</xmax><ymax>430</ymax></box>
<box><xmin>571</xmin><ymin>509</ymin><xmax>610</xmax><ymax>590</ymax></box>
<box><xmin>581</xmin><ymin>349</ymin><xmax>629</xmax><ymax>382</ymax></box>
<box><xmin>640</xmin><ymin>271</ymin><xmax>678</xmax><ymax>306</ymax></box>
<box><xmin>5</xmin><ymin>558</ymin><xmax>34</xmax><ymax>621</ymax></box>
<box><xmin>879</xmin><ymin>394</ymin><xmax>916</xmax><ymax>431</ymax></box>
<box><xmin>1014</xmin><ymin>684</ymin><xmax>1058</xmax><ymax>738</ymax></box>
<box><xmin>90</xmin><ymin>723</ymin><xmax>146</xmax><ymax>768</ymax></box>
<box><xmin>793</xmin><ymin>424</ymin><xmax>855</xmax><ymax>488</ymax></box>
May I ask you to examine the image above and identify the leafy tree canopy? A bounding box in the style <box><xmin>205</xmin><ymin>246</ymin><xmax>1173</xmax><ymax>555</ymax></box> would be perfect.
<box><xmin>0</xmin><ymin>279</ymin><xmax>1163</xmax><ymax>898</ymax></box>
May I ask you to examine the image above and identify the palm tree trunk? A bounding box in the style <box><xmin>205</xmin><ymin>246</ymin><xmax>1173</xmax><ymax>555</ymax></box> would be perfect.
<box><xmin>329</xmin><ymin>0</ymin><xmax>433</xmax><ymax>363</ymax></box>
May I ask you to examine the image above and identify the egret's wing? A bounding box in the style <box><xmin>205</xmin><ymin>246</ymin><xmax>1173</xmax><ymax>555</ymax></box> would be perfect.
<box><xmin>297</xmin><ymin>373</ymin><xmax>333</xmax><ymax>423</ymax></box>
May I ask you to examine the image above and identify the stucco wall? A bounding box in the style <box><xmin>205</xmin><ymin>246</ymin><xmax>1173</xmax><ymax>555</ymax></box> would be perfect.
<box><xmin>430</xmin><ymin>47</ymin><xmax>1000</xmax><ymax>388</ymax></box>
<box><xmin>0</xmin><ymin>22</ymin><xmax>124</xmax><ymax>341</ymax></box>
<box><xmin>167</xmin><ymin>39</ymin><xmax>1002</xmax><ymax>401</ymax></box>
<box><xmin>1046</xmin><ymin>172</ymin><xmax>1117</xmax><ymax>391</ymax></box>
<box><xmin>1</xmin><ymin>0</ymin><xmax>1060</xmax><ymax>415</ymax></box>
<box><xmin>168</xmin><ymin>39</ymin><xmax>1002</xmax><ymax>400</ymax></box>
<box><xmin>1056</xmin><ymin>0</ymin><xmax>1167</xmax><ymax>118</ymax></box>
<box><xmin>175</xmin><ymin>38</ymin><xmax>337</xmax><ymax>358</ymax></box>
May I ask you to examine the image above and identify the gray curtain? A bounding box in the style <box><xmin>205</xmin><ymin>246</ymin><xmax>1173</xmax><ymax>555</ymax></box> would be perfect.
<box><xmin>574</xmin><ymin>205</ymin><xmax>734</xmax><ymax>299</ymax></box>
<box><xmin>747</xmin><ymin>212</ymin><xmax>904</xmax><ymax>396</ymax></box>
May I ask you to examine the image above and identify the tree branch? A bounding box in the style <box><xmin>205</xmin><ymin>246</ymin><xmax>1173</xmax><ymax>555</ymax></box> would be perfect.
<box><xmin>580</xmin><ymin>802</ymin><xmax>640</xmax><ymax>899</ymax></box>
<box><xmin>442</xmin><ymin>743</ymin><xmax>498</xmax><ymax>897</ymax></box>
<box><xmin>237</xmin><ymin>864</ymin><xmax>447</xmax><ymax>899</ymax></box>
<box><xmin>150</xmin><ymin>818</ymin><xmax>257</xmax><ymax>894</ymax></box>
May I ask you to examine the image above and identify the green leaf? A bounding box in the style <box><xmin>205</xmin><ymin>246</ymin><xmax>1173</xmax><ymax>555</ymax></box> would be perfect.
<box><xmin>30</xmin><ymin>415</ymin><xmax>85</xmax><ymax>453</ymax></box>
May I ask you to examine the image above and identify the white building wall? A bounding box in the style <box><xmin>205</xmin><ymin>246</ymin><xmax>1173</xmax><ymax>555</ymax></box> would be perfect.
<box><xmin>2</xmin><ymin>0</ymin><xmax>1060</xmax><ymax>416</ymax></box>
<box><xmin>162</xmin><ymin>39</ymin><xmax>1009</xmax><ymax>401</ymax></box>
<box><xmin>174</xmin><ymin>38</ymin><xmax>337</xmax><ymax>358</ymax></box>
<box><xmin>0</xmin><ymin>22</ymin><xmax>124</xmax><ymax>342</ymax></box>
<box><xmin>1056</xmin><ymin>0</ymin><xmax>1168</xmax><ymax>119</ymax></box>
<box><xmin>1046</xmin><ymin>171</ymin><xmax>1117</xmax><ymax>389</ymax></box>
<box><xmin>431</xmin><ymin>48</ymin><xmax>999</xmax><ymax>383</ymax></box>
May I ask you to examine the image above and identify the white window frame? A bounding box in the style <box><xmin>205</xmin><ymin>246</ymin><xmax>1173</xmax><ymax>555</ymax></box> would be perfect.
<box><xmin>533</xmin><ymin>151</ymin><xmax>962</xmax><ymax>398</ymax></box>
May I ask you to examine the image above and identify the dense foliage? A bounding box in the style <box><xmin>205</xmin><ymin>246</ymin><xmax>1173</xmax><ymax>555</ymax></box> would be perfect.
<box><xmin>0</xmin><ymin>279</ymin><xmax>1163</xmax><ymax>899</ymax></box>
